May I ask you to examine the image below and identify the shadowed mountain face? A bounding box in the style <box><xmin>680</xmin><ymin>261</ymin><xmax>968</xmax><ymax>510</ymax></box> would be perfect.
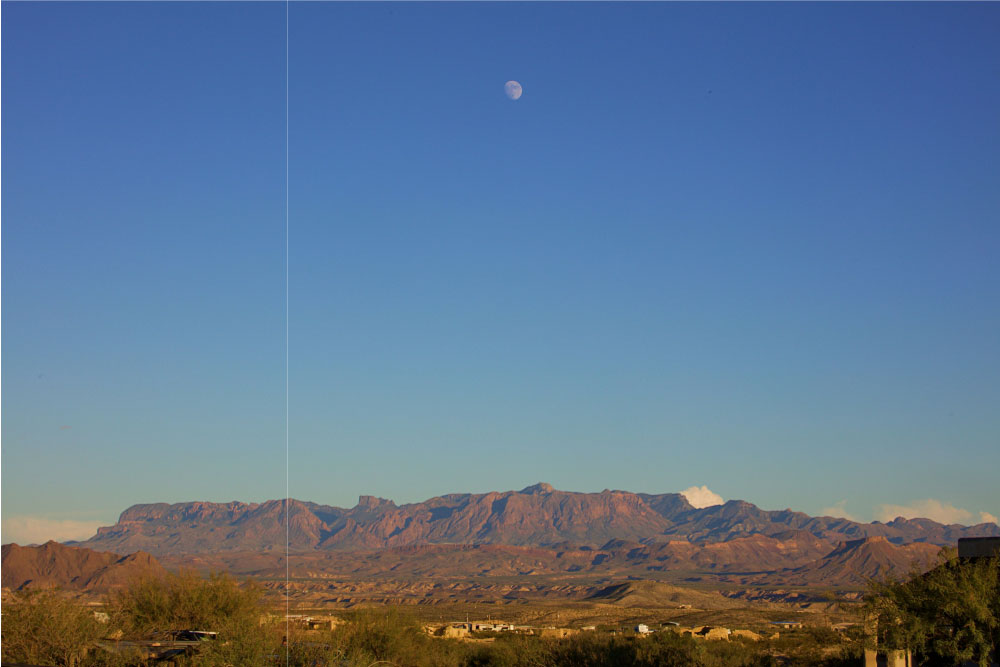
<box><xmin>68</xmin><ymin>484</ymin><xmax>999</xmax><ymax>558</ymax></box>
<box><xmin>163</xmin><ymin>536</ymin><xmax>947</xmax><ymax>590</ymax></box>
<box><xmin>1</xmin><ymin>535</ymin><xmax>949</xmax><ymax>592</ymax></box>
<box><xmin>1</xmin><ymin>541</ymin><xmax>167</xmax><ymax>592</ymax></box>
<box><xmin>751</xmin><ymin>536</ymin><xmax>943</xmax><ymax>587</ymax></box>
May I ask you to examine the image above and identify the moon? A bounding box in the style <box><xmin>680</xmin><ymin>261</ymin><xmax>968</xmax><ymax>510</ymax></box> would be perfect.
<box><xmin>504</xmin><ymin>80</ymin><xmax>523</xmax><ymax>100</ymax></box>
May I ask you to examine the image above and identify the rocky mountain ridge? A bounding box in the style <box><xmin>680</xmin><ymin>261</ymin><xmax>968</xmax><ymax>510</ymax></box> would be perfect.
<box><xmin>69</xmin><ymin>484</ymin><xmax>999</xmax><ymax>558</ymax></box>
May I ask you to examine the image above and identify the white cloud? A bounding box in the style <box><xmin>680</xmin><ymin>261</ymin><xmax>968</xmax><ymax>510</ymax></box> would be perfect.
<box><xmin>875</xmin><ymin>499</ymin><xmax>979</xmax><ymax>525</ymax></box>
<box><xmin>680</xmin><ymin>485</ymin><xmax>724</xmax><ymax>509</ymax></box>
<box><xmin>979</xmin><ymin>512</ymin><xmax>999</xmax><ymax>525</ymax></box>
<box><xmin>1</xmin><ymin>517</ymin><xmax>104</xmax><ymax>545</ymax></box>
<box><xmin>819</xmin><ymin>500</ymin><xmax>858</xmax><ymax>522</ymax></box>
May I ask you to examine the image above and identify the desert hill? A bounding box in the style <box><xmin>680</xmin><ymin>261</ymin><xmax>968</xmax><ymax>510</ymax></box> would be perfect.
<box><xmin>71</xmin><ymin>484</ymin><xmax>999</xmax><ymax>558</ymax></box>
<box><xmin>1</xmin><ymin>541</ymin><xmax>167</xmax><ymax>592</ymax></box>
<box><xmin>755</xmin><ymin>536</ymin><xmax>942</xmax><ymax>587</ymax></box>
<box><xmin>586</xmin><ymin>580</ymin><xmax>741</xmax><ymax>609</ymax></box>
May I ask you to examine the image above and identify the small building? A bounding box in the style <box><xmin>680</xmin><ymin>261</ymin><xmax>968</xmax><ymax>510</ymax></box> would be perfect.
<box><xmin>770</xmin><ymin>621</ymin><xmax>803</xmax><ymax>630</ymax></box>
<box><xmin>306</xmin><ymin>618</ymin><xmax>337</xmax><ymax>631</ymax></box>
<box><xmin>540</xmin><ymin>628</ymin><xmax>577</xmax><ymax>639</ymax></box>
<box><xmin>958</xmin><ymin>536</ymin><xmax>1000</xmax><ymax>559</ymax></box>
<box><xmin>440</xmin><ymin>625</ymin><xmax>469</xmax><ymax>639</ymax></box>
<box><xmin>635</xmin><ymin>624</ymin><xmax>651</xmax><ymax>634</ymax></box>
<box><xmin>469</xmin><ymin>621</ymin><xmax>513</xmax><ymax>632</ymax></box>
<box><xmin>697</xmin><ymin>627</ymin><xmax>731</xmax><ymax>641</ymax></box>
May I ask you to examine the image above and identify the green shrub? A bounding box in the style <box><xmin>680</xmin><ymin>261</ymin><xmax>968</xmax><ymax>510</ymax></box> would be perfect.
<box><xmin>105</xmin><ymin>570</ymin><xmax>264</xmax><ymax>638</ymax></box>
<box><xmin>1</xmin><ymin>589</ymin><xmax>103</xmax><ymax>666</ymax></box>
<box><xmin>333</xmin><ymin>607</ymin><xmax>437</xmax><ymax>665</ymax></box>
<box><xmin>187</xmin><ymin>612</ymin><xmax>282</xmax><ymax>667</ymax></box>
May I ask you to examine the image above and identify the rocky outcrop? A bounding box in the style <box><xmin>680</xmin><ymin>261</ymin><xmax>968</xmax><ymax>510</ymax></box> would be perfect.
<box><xmin>1</xmin><ymin>541</ymin><xmax>167</xmax><ymax>592</ymax></box>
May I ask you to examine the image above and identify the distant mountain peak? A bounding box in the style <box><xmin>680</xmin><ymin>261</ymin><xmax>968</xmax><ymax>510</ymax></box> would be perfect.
<box><xmin>357</xmin><ymin>495</ymin><xmax>396</xmax><ymax>509</ymax></box>
<box><xmin>520</xmin><ymin>482</ymin><xmax>555</xmax><ymax>495</ymax></box>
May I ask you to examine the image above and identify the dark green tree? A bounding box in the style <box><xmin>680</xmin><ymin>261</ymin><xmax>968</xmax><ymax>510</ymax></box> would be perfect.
<box><xmin>864</xmin><ymin>550</ymin><xmax>998</xmax><ymax>667</ymax></box>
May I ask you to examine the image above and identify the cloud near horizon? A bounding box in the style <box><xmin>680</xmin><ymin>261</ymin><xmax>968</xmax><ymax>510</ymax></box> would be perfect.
<box><xmin>875</xmin><ymin>499</ymin><xmax>998</xmax><ymax>526</ymax></box>
<box><xmin>1</xmin><ymin>517</ymin><xmax>104</xmax><ymax>545</ymax></box>
<box><xmin>680</xmin><ymin>485</ymin><xmax>724</xmax><ymax>509</ymax></box>
<box><xmin>819</xmin><ymin>500</ymin><xmax>858</xmax><ymax>522</ymax></box>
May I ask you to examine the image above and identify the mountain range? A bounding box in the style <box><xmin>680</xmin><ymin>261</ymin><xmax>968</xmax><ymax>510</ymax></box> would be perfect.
<box><xmin>70</xmin><ymin>483</ymin><xmax>997</xmax><ymax>557</ymax></box>
<box><xmin>7</xmin><ymin>484</ymin><xmax>994</xmax><ymax>593</ymax></box>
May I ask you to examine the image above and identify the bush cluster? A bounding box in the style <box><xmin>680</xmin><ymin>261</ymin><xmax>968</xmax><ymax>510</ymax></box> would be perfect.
<box><xmin>105</xmin><ymin>570</ymin><xmax>264</xmax><ymax>639</ymax></box>
<box><xmin>3</xmin><ymin>573</ymin><xmax>871</xmax><ymax>667</ymax></box>
<box><xmin>864</xmin><ymin>551</ymin><xmax>999</xmax><ymax>667</ymax></box>
<box><xmin>1</xmin><ymin>589</ymin><xmax>104</xmax><ymax>666</ymax></box>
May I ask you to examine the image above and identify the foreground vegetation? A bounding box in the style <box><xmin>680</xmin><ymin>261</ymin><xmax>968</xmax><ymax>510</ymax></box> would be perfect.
<box><xmin>0</xmin><ymin>576</ymin><xmax>858</xmax><ymax>667</ymax></box>
<box><xmin>2</xmin><ymin>557</ymin><xmax>995</xmax><ymax>666</ymax></box>
<box><xmin>1</xmin><ymin>595</ymin><xmax>860</xmax><ymax>667</ymax></box>
<box><xmin>864</xmin><ymin>549</ymin><xmax>999</xmax><ymax>667</ymax></box>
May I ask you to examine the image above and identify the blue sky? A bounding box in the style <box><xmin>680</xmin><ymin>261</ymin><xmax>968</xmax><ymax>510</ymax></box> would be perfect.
<box><xmin>3</xmin><ymin>2</ymin><xmax>999</xmax><ymax>544</ymax></box>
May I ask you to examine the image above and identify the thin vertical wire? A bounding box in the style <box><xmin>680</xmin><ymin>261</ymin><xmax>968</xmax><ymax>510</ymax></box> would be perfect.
<box><xmin>284</xmin><ymin>0</ymin><xmax>290</xmax><ymax>664</ymax></box>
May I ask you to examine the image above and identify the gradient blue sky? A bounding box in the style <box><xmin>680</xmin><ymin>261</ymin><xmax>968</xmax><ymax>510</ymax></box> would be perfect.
<box><xmin>3</xmin><ymin>2</ymin><xmax>999</xmax><ymax>544</ymax></box>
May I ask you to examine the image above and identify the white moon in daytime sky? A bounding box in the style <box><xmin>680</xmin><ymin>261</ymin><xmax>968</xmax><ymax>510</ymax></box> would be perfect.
<box><xmin>504</xmin><ymin>80</ymin><xmax>523</xmax><ymax>100</ymax></box>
